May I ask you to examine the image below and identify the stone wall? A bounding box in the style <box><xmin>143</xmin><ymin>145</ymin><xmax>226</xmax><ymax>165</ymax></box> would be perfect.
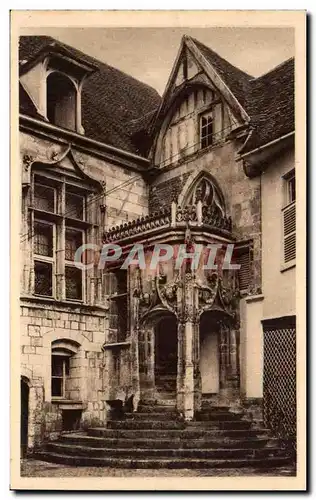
<box><xmin>149</xmin><ymin>139</ymin><xmax>262</xmax><ymax>292</ymax></box>
<box><xmin>20</xmin><ymin>300</ymin><xmax>108</xmax><ymax>446</ymax></box>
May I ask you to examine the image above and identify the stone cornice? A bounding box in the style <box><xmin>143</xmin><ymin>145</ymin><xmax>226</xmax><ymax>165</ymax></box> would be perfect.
<box><xmin>19</xmin><ymin>114</ymin><xmax>150</xmax><ymax>174</ymax></box>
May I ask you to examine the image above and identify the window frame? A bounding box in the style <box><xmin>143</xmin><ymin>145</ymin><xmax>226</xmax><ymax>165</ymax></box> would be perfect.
<box><xmin>281</xmin><ymin>170</ymin><xmax>296</xmax><ymax>271</ymax></box>
<box><xmin>29</xmin><ymin>172</ymin><xmax>98</xmax><ymax>303</ymax></box>
<box><xmin>33</xmin><ymin>219</ymin><xmax>56</xmax><ymax>298</ymax></box>
<box><xmin>199</xmin><ymin>109</ymin><xmax>214</xmax><ymax>150</ymax></box>
<box><xmin>51</xmin><ymin>352</ymin><xmax>70</xmax><ymax>399</ymax></box>
<box><xmin>64</xmin><ymin>226</ymin><xmax>85</xmax><ymax>302</ymax></box>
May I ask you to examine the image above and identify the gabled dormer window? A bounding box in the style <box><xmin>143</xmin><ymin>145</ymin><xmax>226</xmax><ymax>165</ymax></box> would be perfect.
<box><xmin>47</xmin><ymin>72</ymin><xmax>77</xmax><ymax>131</ymax></box>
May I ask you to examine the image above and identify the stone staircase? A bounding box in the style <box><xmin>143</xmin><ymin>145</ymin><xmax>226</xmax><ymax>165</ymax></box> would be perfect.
<box><xmin>32</xmin><ymin>401</ymin><xmax>295</xmax><ymax>470</ymax></box>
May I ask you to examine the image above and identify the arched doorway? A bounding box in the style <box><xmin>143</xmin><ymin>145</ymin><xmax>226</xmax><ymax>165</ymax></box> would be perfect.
<box><xmin>20</xmin><ymin>377</ymin><xmax>29</xmax><ymax>458</ymax></box>
<box><xmin>154</xmin><ymin>316</ymin><xmax>178</xmax><ymax>398</ymax></box>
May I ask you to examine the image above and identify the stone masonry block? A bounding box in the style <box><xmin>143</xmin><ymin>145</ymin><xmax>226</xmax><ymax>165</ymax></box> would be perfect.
<box><xmin>31</xmin><ymin>336</ymin><xmax>43</xmax><ymax>347</ymax></box>
<box><xmin>28</xmin><ymin>325</ymin><xmax>40</xmax><ymax>337</ymax></box>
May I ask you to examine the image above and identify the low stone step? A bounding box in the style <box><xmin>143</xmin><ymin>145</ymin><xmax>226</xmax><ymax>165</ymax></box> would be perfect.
<box><xmin>125</xmin><ymin>412</ymin><xmax>180</xmax><ymax>421</ymax></box>
<box><xmin>186</xmin><ymin>420</ymin><xmax>253</xmax><ymax>430</ymax></box>
<box><xmin>60</xmin><ymin>433</ymin><xmax>280</xmax><ymax>450</ymax></box>
<box><xmin>46</xmin><ymin>442</ymin><xmax>286</xmax><ymax>460</ymax></box>
<box><xmin>33</xmin><ymin>451</ymin><xmax>293</xmax><ymax>469</ymax></box>
<box><xmin>195</xmin><ymin>411</ymin><xmax>244</xmax><ymax>421</ymax></box>
<box><xmin>87</xmin><ymin>427</ymin><xmax>271</xmax><ymax>439</ymax></box>
<box><xmin>107</xmin><ymin>419</ymin><xmax>186</xmax><ymax>430</ymax></box>
<box><xmin>107</xmin><ymin>418</ymin><xmax>252</xmax><ymax>431</ymax></box>
<box><xmin>137</xmin><ymin>404</ymin><xmax>177</xmax><ymax>413</ymax></box>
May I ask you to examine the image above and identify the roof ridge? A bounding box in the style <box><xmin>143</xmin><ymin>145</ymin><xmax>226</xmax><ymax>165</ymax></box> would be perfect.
<box><xmin>250</xmin><ymin>56</ymin><xmax>294</xmax><ymax>81</ymax></box>
<box><xmin>188</xmin><ymin>35</ymin><xmax>254</xmax><ymax>79</ymax></box>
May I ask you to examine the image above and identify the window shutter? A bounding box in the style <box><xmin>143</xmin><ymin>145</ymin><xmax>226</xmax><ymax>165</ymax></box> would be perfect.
<box><xmin>283</xmin><ymin>202</ymin><xmax>296</xmax><ymax>263</ymax></box>
<box><xmin>237</xmin><ymin>250</ymin><xmax>251</xmax><ymax>291</ymax></box>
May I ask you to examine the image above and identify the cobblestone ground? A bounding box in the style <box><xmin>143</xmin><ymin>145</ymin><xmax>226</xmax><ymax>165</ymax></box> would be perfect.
<box><xmin>21</xmin><ymin>459</ymin><xmax>296</xmax><ymax>478</ymax></box>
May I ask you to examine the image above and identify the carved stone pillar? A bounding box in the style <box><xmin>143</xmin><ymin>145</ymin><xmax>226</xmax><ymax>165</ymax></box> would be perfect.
<box><xmin>139</xmin><ymin>324</ymin><xmax>155</xmax><ymax>401</ymax></box>
<box><xmin>218</xmin><ymin>322</ymin><xmax>229</xmax><ymax>392</ymax></box>
<box><xmin>182</xmin><ymin>318</ymin><xmax>195</xmax><ymax>420</ymax></box>
<box><xmin>176</xmin><ymin>274</ymin><xmax>198</xmax><ymax>421</ymax></box>
<box><xmin>176</xmin><ymin>320</ymin><xmax>185</xmax><ymax>413</ymax></box>
<box><xmin>229</xmin><ymin>327</ymin><xmax>239</xmax><ymax>387</ymax></box>
<box><xmin>193</xmin><ymin>318</ymin><xmax>202</xmax><ymax>412</ymax></box>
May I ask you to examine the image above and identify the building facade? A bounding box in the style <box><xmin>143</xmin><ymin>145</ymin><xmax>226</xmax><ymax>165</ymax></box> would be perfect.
<box><xmin>19</xmin><ymin>35</ymin><xmax>296</xmax><ymax>453</ymax></box>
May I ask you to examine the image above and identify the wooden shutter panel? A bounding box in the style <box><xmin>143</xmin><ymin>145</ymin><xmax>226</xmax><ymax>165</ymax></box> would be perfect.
<box><xmin>283</xmin><ymin>203</ymin><xmax>296</xmax><ymax>263</ymax></box>
<box><xmin>238</xmin><ymin>250</ymin><xmax>251</xmax><ymax>291</ymax></box>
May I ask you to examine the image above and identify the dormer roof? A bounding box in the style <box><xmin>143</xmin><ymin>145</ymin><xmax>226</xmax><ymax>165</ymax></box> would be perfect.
<box><xmin>149</xmin><ymin>35</ymin><xmax>294</xmax><ymax>156</ymax></box>
<box><xmin>19</xmin><ymin>36</ymin><xmax>161</xmax><ymax>156</ymax></box>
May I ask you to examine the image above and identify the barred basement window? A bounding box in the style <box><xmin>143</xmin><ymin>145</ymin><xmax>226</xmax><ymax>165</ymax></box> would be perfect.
<box><xmin>282</xmin><ymin>172</ymin><xmax>296</xmax><ymax>265</ymax></box>
<box><xmin>237</xmin><ymin>250</ymin><xmax>251</xmax><ymax>292</ymax></box>
<box><xmin>200</xmin><ymin>111</ymin><xmax>213</xmax><ymax>149</ymax></box>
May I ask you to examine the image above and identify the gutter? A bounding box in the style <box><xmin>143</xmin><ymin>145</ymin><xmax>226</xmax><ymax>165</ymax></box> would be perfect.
<box><xmin>236</xmin><ymin>131</ymin><xmax>295</xmax><ymax>162</ymax></box>
<box><xmin>19</xmin><ymin>114</ymin><xmax>150</xmax><ymax>169</ymax></box>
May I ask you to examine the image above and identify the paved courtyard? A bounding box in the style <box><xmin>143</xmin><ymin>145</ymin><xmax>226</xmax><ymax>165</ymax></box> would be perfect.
<box><xmin>21</xmin><ymin>459</ymin><xmax>296</xmax><ymax>478</ymax></box>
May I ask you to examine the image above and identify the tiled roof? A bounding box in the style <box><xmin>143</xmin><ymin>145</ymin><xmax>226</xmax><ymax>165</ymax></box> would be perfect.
<box><xmin>19</xmin><ymin>82</ymin><xmax>43</xmax><ymax>119</ymax></box>
<box><xmin>19</xmin><ymin>36</ymin><xmax>294</xmax><ymax>158</ymax></box>
<box><xmin>19</xmin><ymin>36</ymin><xmax>161</xmax><ymax>156</ymax></box>
<box><xmin>242</xmin><ymin>58</ymin><xmax>295</xmax><ymax>153</ymax></box>
<box><xmin>190</xmin><ymin>37</ymin><xmax>252</xmax><ymax>109</ymax></box>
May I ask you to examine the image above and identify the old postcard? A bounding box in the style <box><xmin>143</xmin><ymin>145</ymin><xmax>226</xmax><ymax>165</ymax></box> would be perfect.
<box><xmin>10</xmin><ymin>10</ymin><xmax>306</xmax><ymax>491</ymax></box>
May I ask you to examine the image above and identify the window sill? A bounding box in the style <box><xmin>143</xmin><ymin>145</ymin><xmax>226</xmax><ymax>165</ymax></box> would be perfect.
<box><xmin>280</xmin><ymin>261</ymin><xmax>296</xmax><ymax>273</ymax></box>
<box><xmin>20</xmin><ymin>294</ymin><xmax>109</xmax><ymax>312</ymax></box>
<box><xmin>102</xmin><ymin>341</ymin><xmax>131</xmax><ymax>350</ymax></box>
<box><xmin>51</xmin><ymin>399</ymin><xmax>87</xmax><ymax>410</ymax></box>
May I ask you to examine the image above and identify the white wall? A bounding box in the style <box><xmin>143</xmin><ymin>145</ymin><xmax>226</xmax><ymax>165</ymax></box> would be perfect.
<box><xmin>261</xmin><ymin>148</ymin><xmax>296</xmax><ymax>320</ymax></box>
<box><xmin>240</xmin><ymin>295</ymin><xmax>264</xmax><ymax>399</ymax></box>
<box><xmin>200</xmin><ymin>331</ymin><xmax>219</xmax><ymax>394</ymax></box>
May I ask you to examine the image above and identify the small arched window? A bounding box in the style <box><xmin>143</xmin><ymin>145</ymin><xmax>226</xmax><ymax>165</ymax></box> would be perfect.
<box><xmin>46</xmin><ymin>72</ymin><xmax>77</xmax><ymax>131</ymax></box>
<box><xmin>51</xmin><ymin>339</ymin><xmax>80</xmax><ymax>399</ymax></box>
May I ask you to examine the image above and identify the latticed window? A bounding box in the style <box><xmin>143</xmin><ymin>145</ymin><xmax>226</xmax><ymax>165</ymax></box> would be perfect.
<box><xmin>282</xmin><ymin>171</ymin><xmax>296</xmax><ymax>265</ymax></box>
<box><xmin>65</xmin><ymin>265</ymin><xmax>83</xmax><ymax>300</ymax></box>
<box><xmin>34</xmin><ymin>221</ymin><xmax>54</xmax><ymax>296</ymax></box>
<box><xmin>65</xmin><ymin>228</ymin><xmax>83</xmax><ymax>261</ymax></box>
<box><xmin>34</xmin><ymin>183</ymin><xmax>56</xmax><ymax>212</ymax></box>
<box><xmin>200</xmin><ymin>111</ymin><xmax>213</xmax><ymax>149</ymax></box>
<box><xmin>34</xmin><ymin>260</ymin><xmax>53</xmax><ymax>296</ymax></box>
<box><xmin>66</xmin><ymin>189</ymin><xmax>84</xmax><ymax>220</ymax></box>
<box><xmin>34</xmin><ymin>222</ymin><xmax>53</xmax><ymax>256</ymax></box>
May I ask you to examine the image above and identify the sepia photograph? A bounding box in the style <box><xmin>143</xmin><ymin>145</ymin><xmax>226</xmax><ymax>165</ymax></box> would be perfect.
<box><xmin>10</xmin><ymin>10</ymin><xmax>306</xmax><ymax>491</ymax></box>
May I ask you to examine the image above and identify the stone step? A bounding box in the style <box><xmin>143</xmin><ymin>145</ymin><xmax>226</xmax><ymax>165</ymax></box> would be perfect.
<box><xmin>107</xmin><ymin>419</ymin><xmax>253</xmax><ymax>431</ymax></box>
<box><xmin>33</xmin><ymin>451</ymin><xmax>293</xmax><ymax>469</ymax></box>
<box><xmin>195</xmin><ymin>412</ymin><xmax>246</xmax><ymax>421</ymax></box>
<box><xmin>107</xmin><ymin>419</ymin><xmax>186</xmax><ymax>430</ymax></box>
<box><xmin>137</xmin><ymin>404</ymin><xmax>177</xmax><ymax>413</ymax></box>
<box><xmin>46</xmin><ymin>442</ymin><xmax>286</xmax><ymax>460</ymax></box>
<box><xmin>87</xmin><ymin>427</ymin><xmax>271</xmax><ymax>439</ymax></box>
<box><xmin>125</xmin><ymin>411</ymin><xmax>245</xmax><ymax>422</ymax></box>
<box><xmin>125</xmin><ymin>412</ymin><xmax>179</xmax><ymax>421</ymax></box>
<box><xmin>60</xmin><ymin>433</ymin><xmax>280</xmax><ymax>450</ymax></box>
